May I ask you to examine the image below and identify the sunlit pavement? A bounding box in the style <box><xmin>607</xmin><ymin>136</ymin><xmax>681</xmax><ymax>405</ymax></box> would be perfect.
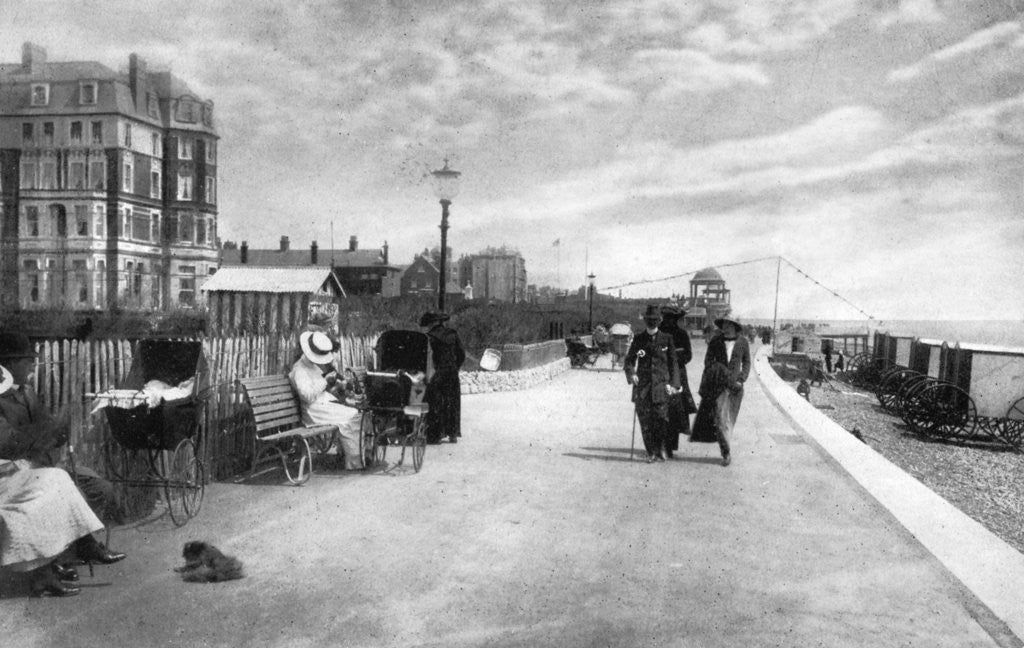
<box><xmin>0</xmin><ymin>341</ymin><xmax>1016</xmax><ymax>647</ymax></box>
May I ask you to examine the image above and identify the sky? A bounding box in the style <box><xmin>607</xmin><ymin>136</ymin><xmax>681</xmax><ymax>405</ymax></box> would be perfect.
<box><xmin>3</xmin><ymin>0</ymin><xmax>1023</xmax><ymax>321</ymax></box>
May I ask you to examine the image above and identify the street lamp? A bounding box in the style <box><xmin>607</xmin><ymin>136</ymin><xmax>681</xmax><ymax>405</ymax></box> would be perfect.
<box><xmin>587</xmin><ymin>273</ymin><xmax>596</xmax><ymax>331</ymax></box>
<box><xmin>430</xmin><ymin>159</ymin><xmax>461</xmax><ymax>312</ymax></box>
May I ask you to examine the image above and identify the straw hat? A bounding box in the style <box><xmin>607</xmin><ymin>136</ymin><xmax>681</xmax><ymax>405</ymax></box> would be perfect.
<box><xmin>0</xmin><ymin>365</ymin><xmax>13</xmax><ymax>395</ymax></box>
<box><xmin>299</xmin><ymin>331</ymin><xmax>336</xmax><ymax>365</ymax></box>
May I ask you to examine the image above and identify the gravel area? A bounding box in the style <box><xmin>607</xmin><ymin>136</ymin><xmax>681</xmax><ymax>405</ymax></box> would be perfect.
<box><xmin>785</xmin><ymin>373</ymin><xmax>1024</xmax><ymax>555</ymax></box>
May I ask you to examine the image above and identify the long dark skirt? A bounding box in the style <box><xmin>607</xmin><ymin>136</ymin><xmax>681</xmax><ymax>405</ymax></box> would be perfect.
<box><xmin>690</xmin><ymin>397</ymin><xmax>719</xmax><ymax>443</ymax></box>
<box><xmin>665</xmin><ymin>393</ymin><xmax>692</xmax><ymax>451</ymax></box>
<box><xmin>426</xmin><ymin>369</ymin><xmax>461</xmax><ymax>442</ymax></box>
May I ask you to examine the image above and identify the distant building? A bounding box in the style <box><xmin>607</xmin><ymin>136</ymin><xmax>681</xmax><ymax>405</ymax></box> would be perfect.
<box><xmin>0</xmin><ymin>43</ymin><xmax>220</xmax><ymax>311</ymax></box>
<box><xmin>399</xmin><ymin>251</ymin><xmax>459</xmax><ymax>298</ymax></box>
<box><xmin>219</xmin><ymin>235</ymin><xmax>400</xmax><ymax>296</ymax></box>
<box><xmin>684</xmin><ymin>267</ymin><xmax>731</xmax><ymax>330</ymax></box>
<box><xmin>458</xmin><ymin>247</ymin><xmax>527</xmax><ymax>303</ymax></box>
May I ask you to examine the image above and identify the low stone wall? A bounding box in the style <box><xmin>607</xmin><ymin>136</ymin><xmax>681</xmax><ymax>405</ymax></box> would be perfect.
<box><xmin>461</xmin><ymin>357</ymin><xmax>571</xmax><ymax>394</ymax></box>
<box><xmin>499</xmin><ymin>339</ymin><xmax>567</xmax><ymax>371</ymax></box>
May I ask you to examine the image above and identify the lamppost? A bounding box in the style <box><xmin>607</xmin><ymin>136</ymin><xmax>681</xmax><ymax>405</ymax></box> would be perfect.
<box><xmin>430</xmin><ymin>160</ymin><xmax>461</xmax><ymax>312</ymax></box>
<box><xmin>587</xmin><ymin>273</ymin><xmax>596</xmax><ymax>332</ymax></box>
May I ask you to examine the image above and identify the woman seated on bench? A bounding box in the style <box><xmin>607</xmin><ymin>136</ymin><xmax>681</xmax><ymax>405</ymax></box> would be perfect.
<box><xmin>288</xmin><ymin>331</ymin><xmax>363</xmax><ymax>470</ymax></box>
<box><xmin>1</xmin><ymin>366</ymin><xmax>124</xmax><ymax>598</ymax></box>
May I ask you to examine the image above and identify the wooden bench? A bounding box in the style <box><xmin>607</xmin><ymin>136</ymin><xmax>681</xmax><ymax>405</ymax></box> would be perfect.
<box><xmin>238</xmin><ymin>375</ymin><xmax>339</xmax><ymax>485</ymax></box>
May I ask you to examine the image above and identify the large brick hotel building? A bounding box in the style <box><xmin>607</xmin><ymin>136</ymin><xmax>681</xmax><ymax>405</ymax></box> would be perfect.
<box><xmin>0</xmin><ymin>43</ymin><xmax>219</xmax><ymax>311</ymax></box>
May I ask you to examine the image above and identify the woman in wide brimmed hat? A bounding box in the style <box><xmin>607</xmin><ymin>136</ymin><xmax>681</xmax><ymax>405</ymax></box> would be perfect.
<box><xmin>420</xmin><ymin>312</ymin><xmax>465</xmax><ymax>444</ymax></box>
<box><xmin>690</xmin><ymin>316</ymin><xmax>750</xmax><ymax>466</ymax></box>
<box><xmin>287</xmin><ymin>330</ymin><xmax>364</xmax><ymax>470</ymax></box>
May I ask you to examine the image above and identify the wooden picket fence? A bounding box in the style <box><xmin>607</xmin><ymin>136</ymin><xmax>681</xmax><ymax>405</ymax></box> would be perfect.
<box><xmin>31</xmin><ymin>332</ymin><xmax>379</xmax><ymax>482</ymax></box>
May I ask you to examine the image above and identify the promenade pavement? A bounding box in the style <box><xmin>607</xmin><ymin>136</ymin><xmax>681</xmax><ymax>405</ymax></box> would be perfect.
<box><xmin>1</xmin><ymin>340</ymin><xmax>1021</xmax><ymax>647</ymax></box>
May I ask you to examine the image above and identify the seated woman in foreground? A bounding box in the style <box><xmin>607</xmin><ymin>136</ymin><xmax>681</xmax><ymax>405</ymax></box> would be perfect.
<box><xmin>288</xmin><ymin>331</ymin><xmax>363</xmax><ymax>470</ymax></box>
<box><xmin>0</xmin><ymin>364</ymin><xmax>125</xmax><ymax>597</ymax></box>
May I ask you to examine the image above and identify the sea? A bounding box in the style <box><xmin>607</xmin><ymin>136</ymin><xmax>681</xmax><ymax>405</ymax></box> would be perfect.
<box><xmin>744</xmin><ymin>319</ymin><xmax>1024</xmax><ymax>350</ymax></box>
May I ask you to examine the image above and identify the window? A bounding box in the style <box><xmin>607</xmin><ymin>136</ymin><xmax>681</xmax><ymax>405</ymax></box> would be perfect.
<box><xmin>70</xmin><ymin>121</ymin><xmax>83</xmax><ymax>144</ymax></box>
<box><xmin>147</xmin><ymin>93</ymin><xmax>159</xmax><ymax>118</ymax></box>
<box><xmin>41</xmin><ymin>160</ymin><xmax>57</xmax><ymax>189</ymax></box>
<box><xmin>51</xmin><ymin>205</ymin><xmax>66</xmax><ymax>237</ymax></box>
<box><xmin>31</xmin><ymin>84</ymin><xmax>49</xmax><ymax>106</ymax></box>
<box><xmin>205</xmin><ymin>176</ymin><xmax>216</xmax><ymax>204</ymax></box>
<box><xmin>69</xmin><ymin>161</ymin><xmax>86</xmax><ymax>189</ymax></box>
<box><xmin>151</xmin><ymin>133</ymin><xmax>161</xmax><ymax>157</ymax></box>
<box><xmin>43</xmin><ymin>122</ymin><xmax>54</xmax><ymax>147</ymax></box>
<box><xmin>178</xmin><ymin>265</ymin><xmax>196</xmax><ymax>305</ymax></box>
<box><xmin>177</xmin><ymin>169</ymin><xmax>193</xmax><ymax>200</ymax></box>
<box><xmin>176</xmin><ymin>99</ymin><xmax>198</xmax><ymax>123</ymax></box>
<box><xmin>133</xmin><ymin>263</ymin><xmax>144</xmax><ymax>296</ymax></box>
<box><xmin>202</xmin><ymin>103</ymin><xmax>213</xmax><ymax>127</ymax></box>
<box><xmin>94</xmin><ymin>205</ymin><xmax>105</xmax><ymax>237</ymax></box>
<box><xmin>123</xmin><ymin>207</ymin><xmax>132</xmax><ymax>238</ymax></box>
<box><xmin>166</xmin><ymin>212</ymin><xmax>179</xmax><ymax>242</ymax></box>
<box><xmin>133</xmin><ymin>210</ymin><xmax>150</xmax><ymax>242</ymax></box>
<box><xmin>179</xmin><ymin>212</ymin><xmax>193</xmax><ymax>242</ymax></box>
<box><xmin>80</xmin><ymin>82</ymin><xmax>97</xmax><ymax>105</ymax></box>
<box><xmin>91</xmin><ymin>121</ymin><xmax>103</xmax><ymax>145</ymax></box>
<box><xmin>96</xmin><ymin>259</ymin><xmax>107</xmax><ymax>305</ymax></box>
<box><xmin>72</xmin><ymin>260</ymin><xmax>89</xmax><ymax>304</ymax></box>
<box><xmin>75</xmin><ymin>205</ymin><xmax>89</xmax><ymax>236</ymax></box>
<box><xmin>25</xmin><ymin>206</ymin><xmax>40</xmax><ymax>237</ymax></box>
<box><xmin>123</xmin><ymin>123</ymin><xmax>132</xmax><ymax>148</ymax></box>
<box><xmin>20</xmin><ymin>161</ymin><xmax>37</xmax><ymax>189</ymax></box>
<box><xmin>196</xmin><ymin>216</ymin><xmax>206</xmax><ymax>244</ymax></box>
<box><xmin>205</xmin><ymin>139</ymin><xmax>216</xmax><ymax>163</ymax></box>
<box><xmin>122</xmin><ymin>154</ymin><xmax>133</xmax><ymax>193</ymax></box>
<box><xmin>151</xmin><ymin>214</ymin><xmax>160</xmax><ymax>242</ymax></box>
<box><xmin>22</xmin><ymin>123</ymin><xmax>33</xmax><ymax>145</ymax></box>
<box><xmin>178</xmin><ymin>138</ymin><xmax>193</xmax><ymax>160</ymax></box>
<box><xmin>125</xmin><ymin>261</ymin><xmax>133</xmax><ymax>295</ymax></box>
<box><xmin>151</xmin><ymin>160</ymin><xmax>161</xmax><ymax>199</ymax></box>
<box><xmin>23</xmin><ymin>260</ymin><xmax>40</xmax><ymax>303</ymax></box>
<box><xmin>89</xmin><ymin>160</ymin><xmax>105</xmax><ymax>190</ymax></box>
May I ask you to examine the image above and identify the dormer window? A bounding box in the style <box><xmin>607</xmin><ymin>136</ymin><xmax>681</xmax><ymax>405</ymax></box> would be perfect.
<box><xmin>147</xmin><ymin>92</ymin><xmax>159</xmax><ymax>118</ymax></box>
<box><xmin>175</xmin><ymin>97</ymin><xmax>198</xmax><ymax>123</ymax></box>
<box><xmin>31</xmin><ymin>84</ymin><xmax>49</xmax><ymax>106</ymax></box>
<box><xmin>80</xmin><ymin>82</ymin><xmax>97</xmax><ymax>105</ymax></box>
<box><xmin>202</xmin><ymin>102</ymin><xmax>213</xmax><ymax>126</ymax></box>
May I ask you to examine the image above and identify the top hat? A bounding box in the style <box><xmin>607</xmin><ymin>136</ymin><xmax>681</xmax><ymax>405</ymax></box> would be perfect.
<box><xmin>0</xmin><ymin>332</ymin><xmax>36</xmax><ymax>360</ymax></box>
<box><xmin>299</xmin><ymin>330</ymin><xmax>337</xmax><ymax>365</ymax></box>
<box><xmin>419</xmin><ymin>311</ymin><xmax>450</xmax><ymax>327</ymax></box>
<box><xmin>714</xmin><ymin>316</ymin><xmax>743</xmax><ymax>330</ymax></box>
<box><xmin>642</xmin><ymin>304</ymin><xmax>661</xmax><ymax>321</ymax></box>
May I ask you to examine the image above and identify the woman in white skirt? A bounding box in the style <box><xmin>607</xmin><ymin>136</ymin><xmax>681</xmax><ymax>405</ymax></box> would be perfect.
<box><xmin>288</xmin><ymin>331</ymin><xmax>363</xmax><ymax>470</ymax></box>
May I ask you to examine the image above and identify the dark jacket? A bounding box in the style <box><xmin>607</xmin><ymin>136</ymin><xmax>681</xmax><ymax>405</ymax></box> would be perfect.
<box><xmin>0</xmin><ymin>386</ymin><xmax>65</xmax><ymax>466</ymax></box>
<box><xmin>623</xmin><ymin>329</ymin><xmax>680</xmax><ymax>404</ymax></box>
<box><xmin>427</xmin><ymin>324</ymin><xmax>466</xmax><ymax>373</ymax></box>
<box><xmin>704</xmin><ymin>334</ymin><xmax>751</xmax><ymax>390</ymax></box>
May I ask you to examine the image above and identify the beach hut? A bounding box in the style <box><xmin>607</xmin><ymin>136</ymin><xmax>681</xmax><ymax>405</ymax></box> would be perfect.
<box><xmin>909</xmin><ymin>338</ymin><xmax>945</xmax><ymax>378</ymax></box>
<box><xmin>202</xmin><ymin>266</ymin><xmax>346</xmax><ymax>335</ymax></box>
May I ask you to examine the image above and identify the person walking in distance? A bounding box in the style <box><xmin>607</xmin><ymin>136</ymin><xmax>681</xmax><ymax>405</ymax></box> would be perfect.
<box><xmin>657</xmin><ymin>303</ymin><xmax>694</xmax><ymax>458</ymax></box>
<box><xmin>624</xmin><ymin>305</ymin><xmax>680</xmax><ymax>463</ymax></box>
<box><xmin>420</xmin><ymin>312</ymin><xmax>466</xmax><ymax>444</ymax></box>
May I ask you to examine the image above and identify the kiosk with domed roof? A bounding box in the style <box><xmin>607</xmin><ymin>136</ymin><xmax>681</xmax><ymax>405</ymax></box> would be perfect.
<box><xmin>683</xmin><ymin>267</ymin><xmax>732</xmax><ymax>331</ymax></box>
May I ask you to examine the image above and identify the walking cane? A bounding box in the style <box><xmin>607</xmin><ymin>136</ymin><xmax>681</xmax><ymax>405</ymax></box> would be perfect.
<box><xmin>630</xmin><ymin>408</ymin><xmax>637</xmax><ymax>461</ymax></box>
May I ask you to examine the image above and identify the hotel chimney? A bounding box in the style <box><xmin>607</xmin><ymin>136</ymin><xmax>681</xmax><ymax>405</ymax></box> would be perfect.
<box><xmin>311</xmin><ymin>241</ymin><xmax>318</xmax><ymax>264</ymax></box>
<box><xmin>280</xmin><ymin>235</ymin><xmax>290</xmax><ymax>252</ymax></box>
<box><xmin>240</xmin><ymin>241</ymin><xmax>249</xmax><ymax>264</ymax></box>
<box><xmin>349</xmin><ymin>235</ymin><xmax>358</xmax><ymax>251</ymax></box>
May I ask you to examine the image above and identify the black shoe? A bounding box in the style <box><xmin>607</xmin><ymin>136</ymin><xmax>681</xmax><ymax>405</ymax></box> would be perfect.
<box><xmin>448</xmin><ymin>435</ymin><xmax>458</xmax><ymax>444</ymax></box>
<box><xmin>53</xmin><ymin>563</ymin><xmax>79</xmax><ymax>582</ymax></box>
<box><xmin>30</xmin><ymin>568</ymin><xmax>80</xmax><ymax>598</ymax></box>
<box><xmin>665</xmin><ymin>450</ymin><xmax>674</xmax><ymax>460</ymax></box>
<box><xmin>722</xmin><ymin>454</ymin><xmax>731</xmax><ymax>467</ymax></box>
<box><xmin>646</xmin><ymin>454</ymin><xmax>655</xmax><ymax>463</ymax></box>
<box><xmin>75</xmin><ymin>536</ymin><xmax>126</xmax><ymax>565</ymax></box>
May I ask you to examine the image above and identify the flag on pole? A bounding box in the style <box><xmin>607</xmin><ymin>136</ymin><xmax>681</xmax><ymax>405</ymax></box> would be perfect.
<box><xmin>552</xmin><ymin>239</ymin><xmax>560</xmax><ymax>247</ymax></box>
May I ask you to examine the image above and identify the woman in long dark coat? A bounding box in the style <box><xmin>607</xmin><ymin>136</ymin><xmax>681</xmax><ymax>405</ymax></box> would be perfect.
<box><xmin>657</xmin><ymin>304</ymin><xmax>694</xmax><ymax>458</ymax></box>
<box><xmin>690</xmin><ymin>316</ymin><xmax>750</xmax><ymax>466</ymax></box>
<box><xmin>421</xmin><ymin>312</ymin><xmax>466</xmax><ymax>444</ymax></box>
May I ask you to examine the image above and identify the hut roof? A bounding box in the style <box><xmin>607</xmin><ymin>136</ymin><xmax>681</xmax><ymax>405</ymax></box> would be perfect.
<box><xmin>691</xmin><ymin>267</ymin><xmax>723</xmax><ymax>283</ymax></box>
<box><xmin>201</xmin><ymin>266</ymin><xmax>345</xmax><ymax>296</ymax></box>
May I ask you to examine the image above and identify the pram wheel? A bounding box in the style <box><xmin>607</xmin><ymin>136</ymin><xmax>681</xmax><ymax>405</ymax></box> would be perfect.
<box><xmin>165</xmin><ymin>437</ymin><xmax>205</xmax><ymax>526</ymax></box>
<box><xmin>410</xmin><ymin>417</ymin><xmax>426</xmax><ymax>472</ymax></box>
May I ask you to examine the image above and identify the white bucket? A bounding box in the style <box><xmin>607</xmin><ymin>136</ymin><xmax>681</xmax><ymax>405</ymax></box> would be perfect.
<box><xmin>480</xmin><ymin>348</ymin><xmax>501</xmax><ymax>372</ymax></box>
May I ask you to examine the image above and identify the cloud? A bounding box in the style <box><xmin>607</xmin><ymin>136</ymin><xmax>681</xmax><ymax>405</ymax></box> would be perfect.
<box><xmin>875</xmin><ymin>0</ymin><xmax>946</xmax><ymax>29</ymax></box>
<box><xmin>627</xmin><ymin>48</ymin><xmax>770</xmax><ymax>97</ymax></box>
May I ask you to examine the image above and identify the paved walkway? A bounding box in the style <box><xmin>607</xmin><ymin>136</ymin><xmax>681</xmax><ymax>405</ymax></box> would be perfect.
<box><xmin>1</xmin><ymin>341</ymin><xmax>1021</xmax><ymax>647</ymax></box>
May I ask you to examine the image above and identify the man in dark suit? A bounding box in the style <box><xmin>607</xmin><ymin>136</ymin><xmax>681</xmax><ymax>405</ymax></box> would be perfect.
<box><xmin>624</xmin><ymin>305</ymin><xmax>680</xmax><ymax>463</ymax></box>
<box><xmin>420</xmin><ymin>312</ymin><xmax>466</xmax><ymax>444</ymax></box>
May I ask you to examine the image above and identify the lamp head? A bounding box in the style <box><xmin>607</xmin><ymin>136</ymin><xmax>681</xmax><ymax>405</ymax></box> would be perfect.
<box><xmin>431</xmin><ymin>159</ymin><xmax>461</xmax><ymax>202</ymax></box>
